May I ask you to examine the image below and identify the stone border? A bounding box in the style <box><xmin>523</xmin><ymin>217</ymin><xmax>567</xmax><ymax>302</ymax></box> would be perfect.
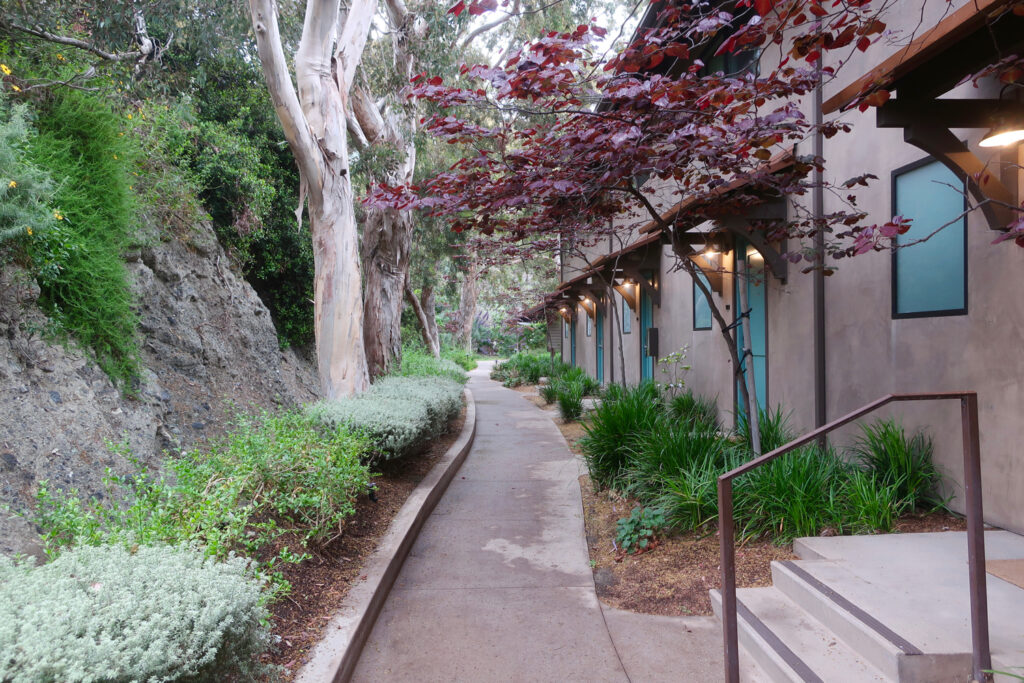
<box><xmin>295</xmin><ymin>388</ymin><xmax>478</xmax><ymax>683</ymax></box>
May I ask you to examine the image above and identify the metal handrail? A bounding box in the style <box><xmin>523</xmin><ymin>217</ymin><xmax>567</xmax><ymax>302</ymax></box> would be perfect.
<box><xmin>717</xmin><ymin>392</ymin><xmax>990</xmax><ymax>683</ymax></box>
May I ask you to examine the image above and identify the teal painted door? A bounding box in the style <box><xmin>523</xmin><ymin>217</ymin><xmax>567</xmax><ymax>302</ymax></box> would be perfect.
<box><xmin>640</xmin><ymin>286</ymin><xmax>654</xmax><ymax>381</ymax></box>
<box><xmin>736</xmin><ymin>242</ymin><xmax>767</xmax><ymax>413</ymax></box>
<box><xmin>570</xmin><ymin>319</ymin><xmax>577</xmax><ymax>367</ymax></box>
<box><xmin>595</xmin><ymin>308</ymin><xmax>605</xmax><ymax>384</ymax></box>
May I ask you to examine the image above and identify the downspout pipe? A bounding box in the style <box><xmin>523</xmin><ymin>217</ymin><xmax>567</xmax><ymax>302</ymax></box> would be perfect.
<box><xmin>813</xmin><ymin>56</ymin><xmax>827</xmax><ymax>429</ymax></box>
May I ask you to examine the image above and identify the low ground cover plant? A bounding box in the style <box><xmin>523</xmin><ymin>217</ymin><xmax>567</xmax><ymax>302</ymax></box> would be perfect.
<box><xmin>400</xmin><ymin>346</ymin><xmax>468</xmax><ymax>384</ymax></box>
<box><xmin>0</xmin><ymin>544</ymin><xmax>273</xmax><ymax>682</ymax></box>
<box><xmin>442</xmin><ymin>347</ymin><xmax>478</xmax><ymax>371</ymax></box>
<box><xmin>33</xmin><ymin>410</ymin><xmax>372</xmax><ymax>592</ymax></box>
<box><xmin>309</xmin><ymin>376</ymin><xmax>463</xmax><ymax>460</ymax></box>
<box><xmin>581</xmin><ymin>389</ymin><xmax>945</xmax><ymax>544</ymax></box>
<box><xmin>615</xmin><ymin>505</ymin><xmax>666</xmax><ymax>555</ymax></box>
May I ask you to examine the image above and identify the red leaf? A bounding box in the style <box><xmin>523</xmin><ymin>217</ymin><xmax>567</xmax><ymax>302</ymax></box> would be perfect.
<box><xmin>428</xmin><ymin>76</ymin><xmax>443</xmax><ymax>86</ymax></box>
<box><xmin>754</xmin><ymin>0</ymin><xmax>775</xmax><ymax>16</ymax></box>
<box><xmin>448</xmin><ymin>0</ymin><xmax>465</xmax><ymax>15</ymax></box>
<box><xmin>857</xmin><ymin>36</ymin><xmax>870</xmax><ymax>52</ymax></box>
<box><xmin>665</xmin><ymin>43</ymin><xmax>689</xmax><ymax>59</ymax></box>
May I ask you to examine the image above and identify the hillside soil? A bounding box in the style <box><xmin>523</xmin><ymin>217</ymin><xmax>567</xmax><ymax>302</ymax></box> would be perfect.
<box><xmin>266</xmin><ymin>404</ymin><xmax>467</xmax><ymax>677</ymax></box>
<box><xmin>516</xmin><ymin>385</ymin><xmax>969</xmax><ymax>617</ymax></box>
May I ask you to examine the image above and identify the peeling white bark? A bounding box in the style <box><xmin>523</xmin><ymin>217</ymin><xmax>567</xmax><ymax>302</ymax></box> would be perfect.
<box><xmin>249</xmin><ymin>0</ymin><xmax>377</xmax><ymax>398</ymax></box>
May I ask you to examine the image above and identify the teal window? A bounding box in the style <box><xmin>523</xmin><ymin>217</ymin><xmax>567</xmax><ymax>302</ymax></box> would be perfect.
<box><xmin>892</xmin><ymin>160</ymin><xmax>967</xmax><ymax>318</ymax></box>
<box><xmin>563</xmin><ymin>320</ymin><xmax>569</xmax><ymax>338</ymax></box>
<box><xmin>693</xmin><ymin>271</ymin><xmax>712</xmax><ymax>330</ymax></box>
<box><xmin>622</xmin><ymin>296</ymin><xmax>632</xmax><ymax>334</ymax></box>
<box><xmin>586</xmin><ymin>314</ymin><xmax>592</xmax><ymax>337</ymax></box>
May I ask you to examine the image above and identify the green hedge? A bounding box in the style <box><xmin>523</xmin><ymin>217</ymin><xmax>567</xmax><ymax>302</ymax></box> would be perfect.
<box><xmin>0</xmin><ymin>545</ymin><xmax>273</xmax><ymax>682</ymax></box>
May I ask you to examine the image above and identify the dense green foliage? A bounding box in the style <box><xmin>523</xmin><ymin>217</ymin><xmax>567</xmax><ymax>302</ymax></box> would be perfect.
<box><xmin>33</xmin><ymin>410</ymin><xmax>371</xmax><ymax>594</ymax></box>
<box><xmin>442</xmin><ymin>346</ymin><xmax>478</xmax><ymax>371</ymax></box>
<box><xmin>309</xmin><ymin>376</ymin><xmax>464</xmax><ymax>461</ymax></box>
<box><xmin>581</xmin><ymin>389</ymin><xmax>945</xmax><ymax>544</ymax></box>
<box><xmin>0</xmin><ymin>99</ymin><xmax>57</xmax><ymax>245</ymax></box>
<box><xmin>491</xmin><ymin>351</ymin><xmax>570</xmax><ymax>387</ymax></box>
<box><xmin>19</xmin><ymin>89</ymin><xmax>142</xmax><ymax>386</ymax></box>
<box><xmin>0</xmin><ymin>545</ymin><xmax>273</xmax><ymax>682</ymax></box>
<box><xmin>399</xmin><ymin>346</ymin><xmax>468</xmax><ymax>384</ymax></box>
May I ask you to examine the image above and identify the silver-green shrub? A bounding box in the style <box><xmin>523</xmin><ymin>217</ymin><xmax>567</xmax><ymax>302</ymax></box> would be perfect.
<box><xmin>0</xmin><ymin>544</ymin><xmax>273</xmax><ymax>682</ymax></box>
<box><xmin>309</xmin><ymin>376</ymin><xmax>463</xmax><ymax>459</ymax></box>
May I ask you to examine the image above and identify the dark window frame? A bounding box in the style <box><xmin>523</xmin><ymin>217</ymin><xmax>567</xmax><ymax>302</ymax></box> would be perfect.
<box><xmin>890</xmin><ymin>156</ymin><xmax>969</xmax><ymax>320</ymax></box>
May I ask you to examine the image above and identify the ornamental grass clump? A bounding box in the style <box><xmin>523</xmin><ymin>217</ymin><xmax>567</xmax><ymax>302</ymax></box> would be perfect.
<box><xmin>579</xmin><ymin>382</ymin><xmax>663</xmax><ymax>487</ymax></box>
<box><xmin>556</xmin><ymin>378</ymin><xmax>586</xmax><ymax>422</ymax></box>
<box><xmin>0</xmin><ymin>544</ymin><xmax>274</xmax><ymax>682</ymax></box>
<box><xmin>668</xmin><ymin>391</ymin><xmax>720</xmax><ymax>432</ymax></box>
<box><xmin>309</xmin><ymin>376</ymin><xmax>463</xmax><ymax>460</ymax></box>
<box><xmin>850</xmin><ymin>419</ymin><xmax>941</xmax><ymax>511</ymax></box>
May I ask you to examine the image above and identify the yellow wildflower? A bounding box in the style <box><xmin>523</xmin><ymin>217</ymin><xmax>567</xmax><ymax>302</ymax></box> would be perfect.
<box><xmin>127</xmin><ymin>113</ymin><xmax>133</xmax><ymax>120</ymax></box>
<box><xmin>56</xmin><ymin>54</ymin><xmax>65</xmax><ymax>61</ymax></box>
<box><xmin>113</xmin><ymin>154</ymin><xmax>118</xmax><ymax>160</ymax></box>
<box><xmin>8</xmin><ymin>180</ymin><xmax>16</xmax><ymax>189</ymax></box>
<box><xmin>0</xmin><ymin>64</ymin><xmax>11</xmax><ymax>76</ymax></box>
<box><xmin>26</xmin><ymin>226</ymin><xmax>33</xmax><ymax>236</ymax></box>
<box><xmin>10</xmin><ymin>85</ymin><xmax>20</xmax><ymax>93</ymax></box>
<box><xmin>54</xmin><ymin>211</ymin><xmax>64</xmax><ymax>221</ymax></box>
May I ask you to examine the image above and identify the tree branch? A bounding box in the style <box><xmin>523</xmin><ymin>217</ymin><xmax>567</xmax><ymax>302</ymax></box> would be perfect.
<box><xmin>248</xmin><ymin>0</ymin><xmax>323</xmax><ymax>204</ymax></box>
<box><xmin>336</xmin><ymin>0</ymin><xmax>380</xmax><ymax>95</ymax></box>
<box><xmin>8</xmin><ymin>23</ymin><xmax>142</xmax><ymax>62</ymax></box>
<box><xmin>460</xmin><ymin>0</ymin><xmax>521</xmax><ymax>49</ymax></box>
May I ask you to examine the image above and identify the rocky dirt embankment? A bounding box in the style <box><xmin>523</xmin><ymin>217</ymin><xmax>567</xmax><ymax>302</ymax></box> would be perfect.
<box><xmin>0</xmin><ymin>222</ymin><xmax>319</xmax><ymax>557</ymax></box>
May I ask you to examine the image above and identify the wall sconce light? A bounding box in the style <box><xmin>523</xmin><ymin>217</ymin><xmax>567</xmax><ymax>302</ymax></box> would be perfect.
<box><xmin>980</xmin><ymin>119</ymin><xmax>1024</xmax><ymax>147</ymax></box>
<box><xmin>980</xmin><ymin>88</ymin><xmax>1024</xmax><ymax>148</ymax></box>
<box><xmin>746</xmin><ymin>245</ymin><xmax>764</xmax><ymax>264</ymax></box>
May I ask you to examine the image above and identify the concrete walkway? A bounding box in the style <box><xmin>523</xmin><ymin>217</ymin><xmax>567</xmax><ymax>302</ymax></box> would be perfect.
<box><xmin>352</xmin><ymin>362</ymin><xmax>730</xmax><ymax>682</ymax></box>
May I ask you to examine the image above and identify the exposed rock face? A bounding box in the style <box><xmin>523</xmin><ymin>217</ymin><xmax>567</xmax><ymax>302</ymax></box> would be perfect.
<box><xmin>0</xmin><ymin>222</ymin><xmax>319</xmax><ymax>557</ymax></box>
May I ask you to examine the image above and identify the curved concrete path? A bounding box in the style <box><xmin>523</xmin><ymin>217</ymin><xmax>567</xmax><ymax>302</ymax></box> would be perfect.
<box><xmin>352</xmin><ymin>362</ymin><xmax>731</xmax><ymax>682</ymax></box>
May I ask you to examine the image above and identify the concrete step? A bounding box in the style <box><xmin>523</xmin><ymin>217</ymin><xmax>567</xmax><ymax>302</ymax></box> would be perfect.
<box><xmin>711</xmin><ymin>587</ymin><xmax>891</xmax><ymax>683</ymax></box>
<box><xmin>771</xmin><ymin>560</ymin><xmax>972</xmax><ymax>682</ymax></box>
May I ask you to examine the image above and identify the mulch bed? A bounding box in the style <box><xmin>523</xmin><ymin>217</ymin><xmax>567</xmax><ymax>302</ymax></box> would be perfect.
<box><xmin>515</xmin><ymin>386</ymin><xmax>970</xmax><ymax>618</ymax></box>
<box><xmin>265</xmin><ymin>405</ymin><xmax>467</xmax><ymax>677</ymax></box>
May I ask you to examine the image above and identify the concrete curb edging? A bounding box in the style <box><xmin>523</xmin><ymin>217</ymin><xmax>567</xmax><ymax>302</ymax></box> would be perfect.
<box><xmin>295</xmin><ymin>388</ymin><xmax>478</xmax><ymax>683</ymax></box>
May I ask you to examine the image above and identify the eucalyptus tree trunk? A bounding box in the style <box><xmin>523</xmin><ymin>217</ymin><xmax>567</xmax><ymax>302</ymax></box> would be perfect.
<box><xmin>354</xmin><ymin>84</ymin><xmax>417</xmax><ymax>378</ymax></box>
<box><xmin>458</xmin><ymin>255</ymin><xmax>480</xmax><ymax>352</ymax></box>
<box><xmin>350</xmin><ymin>0</ymin><xmax>424</xmax><ymax>379</ymax></box>
<box><xmin>405</xmin><ymin>281</ymin><xmax>441</xmax><ymax>357</ymax></box>
<box><xmin>248</xmin><ymin>0</ymin><xmax>376</xmax><ymax>398</ymax></box>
